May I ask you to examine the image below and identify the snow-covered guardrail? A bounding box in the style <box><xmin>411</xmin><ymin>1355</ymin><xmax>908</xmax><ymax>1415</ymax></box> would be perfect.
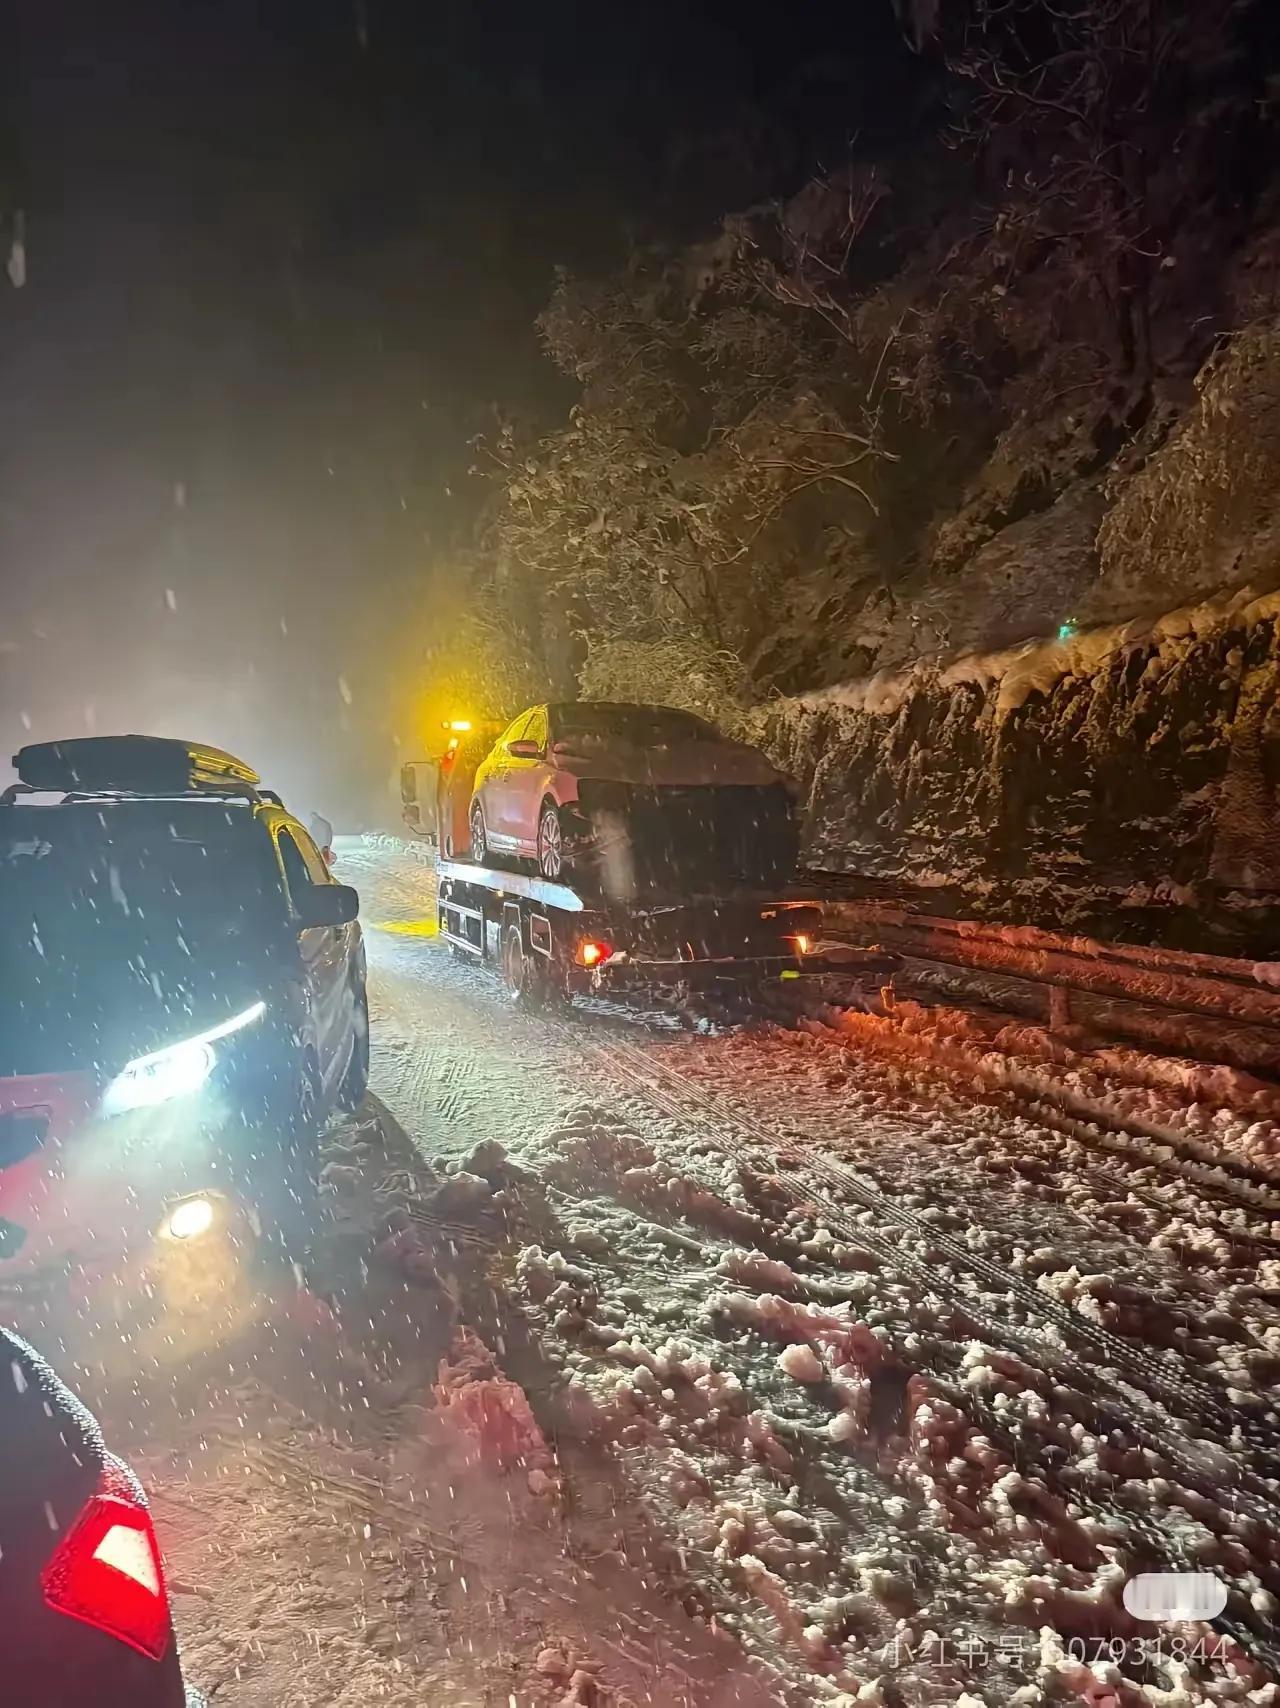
<box><xmin>827</xmin><ymin>899</ymin><xmax>1280</xmax><ymax>1075</ymax></box>
<box><xmin>829</xmin><ymin>903</ymin><xmax>1280</xmax><ymax>1021</ymax></box>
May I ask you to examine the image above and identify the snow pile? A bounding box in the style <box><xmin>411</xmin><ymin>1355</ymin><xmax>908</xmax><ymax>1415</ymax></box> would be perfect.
<box><xmin>824</xmin><ymin>999</ymin><xmax>1280</xmax><ymax>1179</ymax></box>
<box><xmin>710</xmin><ymin>1290</ymin><xmax>893</xmax><ymax>1372</ymax></box>
<box><xmin>536</xmin><ymin>1107</ymin><xmax>659</xmax><ymax>1187</ymax></box>
<box><xmin>533</xmin><ymin>1646</ymin><xmax>608</xmax><ymax>1708</ymax></box>
<box><xmin>778</xmin><ymin>1342</ymin><xmax>825</xmax><ymax>1383</ymax></box>
<box><xmin>433</xmin><ymin>1327</ymin><xmax>555</xmax><ymax>1479</ymax></box>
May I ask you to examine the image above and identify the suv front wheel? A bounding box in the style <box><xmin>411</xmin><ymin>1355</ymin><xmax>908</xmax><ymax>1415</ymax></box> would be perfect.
<box><xmin>245</xmin><ymin>1046</ymin><xmax>323</xmax><ymax>1264</ymax></box>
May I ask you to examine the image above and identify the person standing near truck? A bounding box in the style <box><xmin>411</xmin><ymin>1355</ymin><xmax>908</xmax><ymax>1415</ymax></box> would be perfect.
<box><xmin>308</xmin><ymin>812</ymin><xmax>336</xmax><ymax>867</ymax></box>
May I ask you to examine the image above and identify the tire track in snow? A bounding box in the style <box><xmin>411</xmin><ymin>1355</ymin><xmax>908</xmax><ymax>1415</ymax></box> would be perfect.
<box><xmin>578</xmin><ymin>1029</ymin><xmax>1280</xmax><ymax>1519</ymax></box>
<box><xmin>565</xmin><ymin>1034</ymin><xmax>1280</xmax><ymax>1673</ymax></box>
<box><xmin>346</xmin><ymin>839</ymin><xmax>577</xmax><ymax>1162</ymax></box>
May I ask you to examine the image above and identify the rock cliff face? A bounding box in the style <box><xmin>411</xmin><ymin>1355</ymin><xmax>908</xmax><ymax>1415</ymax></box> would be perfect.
<box><xmin>814</xmin><ymin>320</ymin><xmax>1280</xmax><ymax>687</ymax></box>
<box><xmin>764</xmin><ymin>588</ymin><xmax>1280</xmax><ymax>945</ymax></box>
<box><xmin>749</xmin><ymin>319</ymin><xmax>1280</xmax><ymax>950</ymax></box>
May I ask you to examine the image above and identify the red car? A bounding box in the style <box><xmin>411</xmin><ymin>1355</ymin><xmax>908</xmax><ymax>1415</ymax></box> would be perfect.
<box><xmin>2</xmin><ymin>1325</ymin><xmax>204</xmax><ymax>1706</ymax></box>
<box><xmin>467</xmin><ymin>701</ymin><xmax>799</xmax><ymax>894</ymax></box>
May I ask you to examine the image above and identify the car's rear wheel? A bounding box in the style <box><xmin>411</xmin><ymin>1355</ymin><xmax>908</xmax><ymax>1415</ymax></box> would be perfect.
<box><xmin>469</xmin><ymin>800</ymin><xmax>488</xmax><ymax>864</ymax></box>
<box><xmin>537</xmin><ymin>802</ymin><xmax>566</xmax><ymax>881</ymax></box>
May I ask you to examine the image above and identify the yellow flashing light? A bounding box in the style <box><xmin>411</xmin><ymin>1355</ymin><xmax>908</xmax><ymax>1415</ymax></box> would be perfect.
<box><xmin>442</xmin><ymin>719</ymin><xmax>473</xmax><ymax>733</ymax></box>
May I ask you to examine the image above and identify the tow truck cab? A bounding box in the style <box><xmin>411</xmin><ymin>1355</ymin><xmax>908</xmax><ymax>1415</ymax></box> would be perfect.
<box><xmin>400</xmin><ymin>720</ymin><xmax>503</xmax><ymax>855</ymax></box>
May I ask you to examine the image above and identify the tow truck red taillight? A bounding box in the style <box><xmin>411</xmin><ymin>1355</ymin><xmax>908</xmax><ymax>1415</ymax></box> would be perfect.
<box><xmin>42</xmin><ymin>1469</ymin><xmax>172</xmax><ymax>1661</ymax></box>
<box><xmin>576</xmin><ymin>938</ymin><xmax>612</xmax><ymax>968</ymax></box>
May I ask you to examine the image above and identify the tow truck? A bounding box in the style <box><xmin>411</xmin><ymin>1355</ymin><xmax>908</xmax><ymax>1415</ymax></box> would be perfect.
<box><xmin>403</xmin><ymin>720</ymin><xmax>895</xmax><ymax>1008</ymax></box>
<box><xmin>435</xmin><ymin>857</ymin><xmax>838</xmax><ymax>1007</ymax></box>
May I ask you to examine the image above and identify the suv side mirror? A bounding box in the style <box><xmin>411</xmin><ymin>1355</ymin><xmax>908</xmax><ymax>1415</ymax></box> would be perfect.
<box><xmin>506</xmin><ymin>739</ymin><xmax>541</xmax><ymax>758</ymax></box>
<box><xmin>295</xmin><ymin>882</ymin><xmax>359</xmax><ymax>929</ymax></box>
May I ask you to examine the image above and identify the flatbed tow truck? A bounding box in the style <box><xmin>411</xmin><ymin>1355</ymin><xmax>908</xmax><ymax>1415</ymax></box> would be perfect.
<box><xmin>402</xmin><ymin>719</ymin><xmax>897</xmax><ymax>1008</ymax></box>
<box><xmin>435</xmin><ymin>856</ymin><xmax>897</xmax><ymax>1008</ymax></box>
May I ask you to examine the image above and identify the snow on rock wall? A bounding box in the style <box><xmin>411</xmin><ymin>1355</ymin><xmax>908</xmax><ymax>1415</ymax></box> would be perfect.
<box><xmin>765</xmin><ymin>585</ymin><xmax>1280</xmax><ymax>906</ymax></box>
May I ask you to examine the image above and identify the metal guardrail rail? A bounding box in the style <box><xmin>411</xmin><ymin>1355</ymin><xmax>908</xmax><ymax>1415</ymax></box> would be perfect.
<box><xmin>822</xmin><ymin>898</ymin><xmax>1280</xmax><ymax>1077</ymax></box>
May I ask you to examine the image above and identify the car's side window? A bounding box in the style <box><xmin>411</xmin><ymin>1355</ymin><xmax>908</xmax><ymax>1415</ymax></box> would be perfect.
<box><xmin>277</xmin><ymin>828</ymin><xmax>317</xmax><ymax>906</ymax></box>
<box><xmin>291</xmin><ymin>826</ymin><xmax>332</xmax><ymax>883</ymax></box>
<box><xmin>524</xmin><ymin>708</ymin><xmax>548</xmax><ymax>751</ymax></box>
<box><xmin>502</xmin><ymin>712</ymin><xmax>532</xmax><ymax>746</ymax></box>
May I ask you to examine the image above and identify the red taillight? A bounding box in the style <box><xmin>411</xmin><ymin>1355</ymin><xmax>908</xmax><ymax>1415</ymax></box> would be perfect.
<box><xmin>42</xmin><ymin>1468</ymin><xmax>172</xmax><ymax>1661</ymax></box>
<box><xmin>577</xmin><ymin>939</ymin><xmax>612</xmax><ymax>967</ymax></box>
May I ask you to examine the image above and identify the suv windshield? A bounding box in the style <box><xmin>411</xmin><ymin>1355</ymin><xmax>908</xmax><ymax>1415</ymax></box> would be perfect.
<box><xmin>554</xmin><ymin>704</ymin><xmax>715</xmax><ymax>745</ymax></box>
<box><xmin>1</xmin><ymin>801</ymin><xmax>284</xmax><ymax>1074</ymax></box>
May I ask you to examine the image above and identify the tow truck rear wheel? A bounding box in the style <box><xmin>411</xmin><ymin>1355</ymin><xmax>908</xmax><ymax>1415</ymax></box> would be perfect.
<box><xmin>502</xmin><ymin>924</ymin><xmax>565</xmax><ymax>1011</ymax></box>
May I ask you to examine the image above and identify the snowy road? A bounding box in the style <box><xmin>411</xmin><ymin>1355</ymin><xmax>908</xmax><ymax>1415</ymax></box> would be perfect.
<box><xmin>89</xmin><ymin>840</ymin><xmax>1280</xmax><ymax>1708</ymax></box>
<box><xmin>334</xmin><ymin>842</ymin><xmax>1280</xmax><ymax>1706</ymax></box>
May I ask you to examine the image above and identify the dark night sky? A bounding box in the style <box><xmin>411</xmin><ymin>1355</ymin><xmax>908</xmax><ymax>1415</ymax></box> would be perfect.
<box><xmin>0</xmin><ymin>0</ymin><xmax>918</xmax><ymax>821</ymax></box>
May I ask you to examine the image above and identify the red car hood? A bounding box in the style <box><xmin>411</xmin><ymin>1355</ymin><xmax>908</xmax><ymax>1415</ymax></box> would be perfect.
<box><xmin>552</xmin><ymin>736</ymin><xmax>788</xmax><ymax>790</ymax></box>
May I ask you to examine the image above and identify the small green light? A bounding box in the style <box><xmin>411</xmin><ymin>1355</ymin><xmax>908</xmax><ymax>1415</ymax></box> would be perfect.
<box><xmin>1058</xmin><ymin>620</ymin><xmax>1078</xmax><ymax>641</ymax></box>
<box><xmin>780</xmin><ymin>969</ymin><xmax>800</xmax><ymax>981</ymax></box>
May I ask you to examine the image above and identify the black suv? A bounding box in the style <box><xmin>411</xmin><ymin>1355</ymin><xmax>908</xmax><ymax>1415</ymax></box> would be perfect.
<box><xmin>0</xmin><ymin>736</ymin><xmax>368</xmax><ymax>1275</ymax></box>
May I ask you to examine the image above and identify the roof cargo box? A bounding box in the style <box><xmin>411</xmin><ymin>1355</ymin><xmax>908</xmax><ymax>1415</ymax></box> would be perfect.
<box><xmin>13</xmin><ymin>736</ymin><xmax>260</xmax><ymax>796</ymax></box>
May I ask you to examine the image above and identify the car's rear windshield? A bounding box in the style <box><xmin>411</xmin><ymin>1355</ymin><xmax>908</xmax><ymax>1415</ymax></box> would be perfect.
<box><xmin>554</xmin><ymin>704</ymin><xmax>715</xmax><ymax>745</ymax></box>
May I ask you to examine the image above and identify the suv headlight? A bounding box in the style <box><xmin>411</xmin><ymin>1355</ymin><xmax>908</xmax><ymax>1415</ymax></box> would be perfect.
<box><xmin>102</xmin><ymin>1001</ymin><xmax>266</xmax><ymax>1116</ymax></box>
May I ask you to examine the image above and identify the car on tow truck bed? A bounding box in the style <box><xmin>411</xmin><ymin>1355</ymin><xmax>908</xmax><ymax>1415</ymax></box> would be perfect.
<box><xmin>467</xmin><ymin>701</ymin><xmax>799</xmax><ymax>891</ymax></box>
<box><xmin>0</xmin><ymin>735</ymin><xmax>369</xmax><ymax>1296</ymax></box>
